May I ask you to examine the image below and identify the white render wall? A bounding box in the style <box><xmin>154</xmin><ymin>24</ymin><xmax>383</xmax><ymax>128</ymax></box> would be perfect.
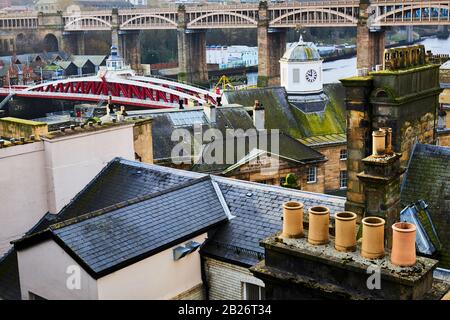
<box><xmin>43</xmin><ymin>125</ymin><xmax>135</xmax><ymax>213</ymax></box>
<box><xmin>17</xmin><ymin>239</ymin><xmax>98</xmax><ymax>300</ymax></box>
<box><xmin>97</xmin><ymin>234</ymin><xmax>207</xmax><ymax>300</ymax></box>
<box><xmin>0</xmin><ymin>124</ymin><xmax>135</xmax><ymax>257</ymax></box>
<box><xmin>0</xmin><ymin>142</ymin><xmax>47</xmax><ymax>256</ymax></box>
<box><xmin>204</xmin><ymin>257</ymin><xmax>265</xmax><ymax>300</ymax></box>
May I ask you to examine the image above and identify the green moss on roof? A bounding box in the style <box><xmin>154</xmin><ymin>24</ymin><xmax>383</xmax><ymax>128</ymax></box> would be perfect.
<box><xmin>223</xmin><ymin>85</ymin><xmax>346</xmax><ymax>140</ymax></box>
<box><xmin>370</xmin><ymin>64</ymin><xmax>439</xmax><ymax>76</ymax></box>
<box><xmin>0</xmin><ymin>117</ymin><xmax>46</xmax><ymax>126</ymax></box>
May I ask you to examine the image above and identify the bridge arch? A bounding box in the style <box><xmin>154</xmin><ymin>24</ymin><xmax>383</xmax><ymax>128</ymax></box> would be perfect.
<box><xmin>120</xmin><ymin>14</ymin><xmax>177</xmax><ymax>29</ymax></box>
<box><xmin>373</xmin><ymin>4</ymin><xmax>450</xmax><ymax>24</ymax></box>
<box><xmin>43</xmin><ymin>33</ymin><xmax>59</xmax><ymax>52</ymax></box>
<box><xmin>270</xmin><ymin>8</ymin><xmax>358</xmax><ymax>25</ymax></box>
<box><xmin>187</xmin><ymin>12</ymin><xmax>258</xmax><ymax>28</ymax></box>
<box><xmin>65</xmin><ymin>17</ymin><xmax>112</xmax><ymax>30</ymax></box>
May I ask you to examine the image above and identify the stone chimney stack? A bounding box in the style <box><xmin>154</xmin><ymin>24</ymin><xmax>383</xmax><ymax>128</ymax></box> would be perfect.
<box><xmin>204</xmin><ymin>103</ymin><xmax>216</xmax><ymax>123</ymax></box>
<box><xmin>357</xmin><ymin>129</ymin><xmax>405</xmax><ymax>248</ymax></box>
<box><xmin>253</xmin><ymin>100</ymin><xmax>265</xmax><ymax>130</ymax></box>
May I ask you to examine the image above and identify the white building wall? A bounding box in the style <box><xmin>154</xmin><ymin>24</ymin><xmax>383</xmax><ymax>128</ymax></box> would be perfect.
<box><xmin>0</xmin><ymin>124</ymin><xmax>136</xmax><ymax>257</ymax></box>
<box><xmin>204</xmin><ymin>257</ymin><xmax>265</xmax><ymax>300</ymax></box>
<box><xmin>0</xmin><ymin>142</ymin><xmax>47</xmax><ymax>256</ymax></box>
<box><xmin>280</xmin><ymin>60</ymin><xmax>323</xmax><ymax>95</ymax></box>
<box><xmin>17</xmin><ymin>239</ymin><xmax>98</xmax><ymax>300</ymax></box>
<box><xmin>97</xmin><ymin>234</ymin><xmax>207</xmax><ymax>300</ymax></box>
<box><xmin>43</xmin><ymin>125</ymin><xmax>135</xmax><ymax>214</ymax></box>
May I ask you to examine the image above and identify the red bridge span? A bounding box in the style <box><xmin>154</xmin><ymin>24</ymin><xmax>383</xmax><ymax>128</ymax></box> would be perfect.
<box><xmin>0</xmin><ymin>75</ymin><xmax>219</xmax><ymax>109</ymax></box>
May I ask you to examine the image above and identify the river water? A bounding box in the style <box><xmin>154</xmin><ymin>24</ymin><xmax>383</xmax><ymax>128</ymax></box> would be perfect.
<box><xmin>247</xmin><ymin>37</ymin><xmax>450</xmax><ymax>85</ymax></box>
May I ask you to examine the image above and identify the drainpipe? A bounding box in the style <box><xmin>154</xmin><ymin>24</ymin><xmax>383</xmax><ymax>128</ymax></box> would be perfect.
<box><xmin>200</xmin><ymin>254</ymin><xmax>210</xmax><ymax>300</ymax></box>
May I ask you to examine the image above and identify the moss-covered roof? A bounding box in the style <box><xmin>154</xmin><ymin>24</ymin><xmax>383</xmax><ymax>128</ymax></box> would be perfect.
<box><xmin>0</xmin><ymin>117</ymin><xmax>47</xmax><ymax>127</ymax></box>
<box><xmin>401</xmin><ymin>143</ymin><xmax>450</xmax><ymax>269</ymax></box>
<box><xmin>223</xmin><ymin>84</ymin><xmax>346</xmax><ymax>140</ymax></box>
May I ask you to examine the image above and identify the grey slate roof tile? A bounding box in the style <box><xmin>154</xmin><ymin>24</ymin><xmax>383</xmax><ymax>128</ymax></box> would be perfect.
<box><xmin>401</xmin><ymin>143</ymin><xmax>450</xmax><ymax>269</ymax></box>
<box><xmin>50</xmin><ymin>178</ymin><xmax>228</xmax><ymax>275</ymax></box>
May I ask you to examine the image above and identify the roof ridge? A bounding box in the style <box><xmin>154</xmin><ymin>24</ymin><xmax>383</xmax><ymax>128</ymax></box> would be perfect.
<box><xmin>48</xmin><ymin>175</ymin><xmax>213</xmax><ymax>232</ymax></box>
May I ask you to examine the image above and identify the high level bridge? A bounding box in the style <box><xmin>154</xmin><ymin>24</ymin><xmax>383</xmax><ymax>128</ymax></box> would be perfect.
<box><xmin>1</xmin><ymin>0</ymin><xmax>450</xmax><ymax>86</ymax></box>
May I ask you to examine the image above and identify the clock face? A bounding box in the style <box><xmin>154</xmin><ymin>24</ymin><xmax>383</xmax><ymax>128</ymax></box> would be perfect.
<box><xmin>305</xmin><ymin>69</ymin><xmax>318</xmax><ymax>83</ymax></box>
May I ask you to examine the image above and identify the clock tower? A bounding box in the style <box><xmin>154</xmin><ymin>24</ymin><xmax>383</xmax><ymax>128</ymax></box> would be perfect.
<box><xmin>280</xmin><ymin>36</ymin><xmax>323</xmax><ymax>97</ymax></box>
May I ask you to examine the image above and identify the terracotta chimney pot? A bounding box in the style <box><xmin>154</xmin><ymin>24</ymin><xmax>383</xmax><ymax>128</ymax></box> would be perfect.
<box><xmin>372</xmin><ymin>130</ymin><xmax>386</xmax><ymax>157</ymax></box>
<box><xmin>308</xmin><ymin>206</ymin><xmax>330</xmax><ymax>245</ymax></box>
<box><xmin>391</xmin><ymin>222</ymin><xmax>417</xmax><ymax>267</ymax></box>
<box><xmin>334</xmin><ymin>212</ymin><xmax>357</xmax><ymax>252</ymax></box>
<box><xmin>361</xmin><ymin>216</ymin><xmax>386</xmax><ymax>259</ymax></box>
<box><xmin>282</xmin><ymin>201</ymin><xmax>304</xmax><ymax>239</ymax></box>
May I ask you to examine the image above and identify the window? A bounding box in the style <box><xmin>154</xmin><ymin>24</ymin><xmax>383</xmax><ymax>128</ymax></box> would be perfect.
<box><xmin>340</xmin><ymin>149</ymin><xmax>348</xmax><ymax>161</ymax></box>
<box><xmin>307</xmin><ymin>167</ymin><xmax>317</xmax><ymax>184</ymax></box>
<box><xmin>243</xmin><ymin>282</ymin><xmax>265</xmax><ymax>300</ymax></box>
<box><xmin>293</xmin><ymin>68</ymin><xmax>300</xmax><ymax>83</ymax></box>
<box><xmin>340</xmin><ymin>170</ymin><xmax>348</xmax><ymax>189</ymax></box>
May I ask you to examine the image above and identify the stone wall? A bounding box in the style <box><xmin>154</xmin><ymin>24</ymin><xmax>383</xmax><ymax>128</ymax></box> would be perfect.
<box><xmin>0</xmin><ymin>117</ymin><xmax>48</xmax><ymax>140</ymax></box>
<box><xmin>227</xmin><ymin>158</ymin><xmax>326</xmax><ymax>194</ymax></box>
<box><xmin>133</xmin><ymin>119</ymin><xmax>153</xmax><ymax>164</ymax></box>
<box><xmin>315</xmin><ymin>143</ymin><xmax>347</xmax><ymax>192</ymax></box>
<box><xmin>203</xmin><ymin>257</ymin><xmax>264</xmax><ymax>300</ymax></box>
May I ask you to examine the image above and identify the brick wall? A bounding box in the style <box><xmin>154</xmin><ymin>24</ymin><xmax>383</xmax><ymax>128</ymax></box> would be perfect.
<box><xmin>203</xmin><ymin>257</ymin><xmax>264</xmax><ymax>300</ymax></box>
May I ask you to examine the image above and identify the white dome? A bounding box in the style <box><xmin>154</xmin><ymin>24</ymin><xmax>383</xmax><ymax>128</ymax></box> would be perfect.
<box><xmin>281</xmin><ymin>36</ymin><xmax>321</xmax><ymax>62</ymax></box>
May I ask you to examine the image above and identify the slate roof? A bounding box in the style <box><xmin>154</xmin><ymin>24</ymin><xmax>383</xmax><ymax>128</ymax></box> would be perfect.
<box><xmin>150</xmin><ymin>106</ymin><xmax>324</xmax><ymax>174</ymax></box>
<box><xmin>0</xmin><ymin>249</ymin><xmax>20</xmax><ymax>300</ymax></box>
<box><xmin>51</xmin><ymin>158</ymin><xmax>196</xmax><ymax>227</ymax></box>
<box><xmin>299</xmin><ymin>133</ymin><xmax>347</xmax><ymax>147</ymax></box>
<box><xmin>193</xmin><ymin>131</ymin><xmax>326</xmax><ymax>174</ymax></box>
<box><xmin>223</xmin><ymin>84</ymin><xmax>346</xmax><ymax>140</ymax></box>
<box><xmin>401</xmin><ymin>143</ymin><xmax>450</xmax><ymax>269</ymax></box>
<box><xmin>201</xmin><ymin>178</ymin><xmax>345</xmax><ymax>266</ymax></box>
<box><xmin>2</xmin><ymin>158</ymin><xmax>346</xmax><ymax>297</ymax></box>
<box><xmin>14</xmin><ymin>177</ymin><xmax>229</xmax><ymax>278</ymax></box>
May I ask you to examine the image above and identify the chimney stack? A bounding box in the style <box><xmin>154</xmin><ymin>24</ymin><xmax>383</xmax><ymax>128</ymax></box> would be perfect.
<box><xmin>357</xmin><ymin>128</ymin><xmax>405</xmax><ymax>248</ymax></box>
<box><xmin>204</xmin><ymin>103</ymin><xmax>216</xmax><ymax>123</ymax></box>
<box><xmin>253</xmin><ymin>100</ymin><xmax>265</xmax><ymax>130</ymax></box>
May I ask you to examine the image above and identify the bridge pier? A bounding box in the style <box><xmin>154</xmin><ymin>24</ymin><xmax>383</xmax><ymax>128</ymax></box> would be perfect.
<box><xmin>356</xmin><ymin>0</ymin><xmax>385</xmax><ymax>71</ymax></box>
<box><xmin>119</xmin><ymin>31</ymin><xmax>142</xmax><ymax>72</ymax></box>
<box><xmin>177</xmin><ymin>6</ymin><xmax>208</xmax><ymax>86</ymax></box>
<box><xmin>406</xmin><ymin>26</ymin><xmax>414</xmax><ymax>44</ymax></box>
<box><xmin>257</xmin><ymin>1</ymin><xmax>286</xmax><ymax>87</ymax></box>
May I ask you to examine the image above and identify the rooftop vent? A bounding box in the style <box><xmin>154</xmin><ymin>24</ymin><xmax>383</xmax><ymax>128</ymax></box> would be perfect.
<box><xmin>88</xmin><ymin>122</ymin><xmax>94</xmax><ymax>127</ymax></box>
<box><xmin>80</xmin><ymin>123</ymin><xmax>85</xmax><ymax>129</ymax></box>
<box><xmin>19</xmin><ymin>137</ymin><xmax>25</xmax><ymax>143</ymax></box>
<box><xmin>60</xmin><ymin>127</ymin><xmax>66</xmax><ymax>133</ymax></box>
<box><xmin>173</xmin><ymin>241</ymin><xmax>202</xmax><ymax>261</ymax></box>
<box><xmin>70</xmin><ymin>125</ymin><xmax>76</xmax><ymax>131</ymax></box>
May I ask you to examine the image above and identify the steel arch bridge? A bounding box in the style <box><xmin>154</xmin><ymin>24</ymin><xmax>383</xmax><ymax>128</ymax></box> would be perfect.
<box><xmin>0</xmin><ymin>75</ymin><xmax>219</xmax><ymax>109</ymax></box>
<box><xmin>2</xmin><ymin>1</ymin><xmax>450</xmax><ymax>32</ymax></box>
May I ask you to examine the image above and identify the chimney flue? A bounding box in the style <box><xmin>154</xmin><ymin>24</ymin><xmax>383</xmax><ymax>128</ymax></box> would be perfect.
<box><xmin>372</xmin><ymin>130</ymin><xmax>386</xmax><ymax>157</ymax></box>
<box><xmin>204</xmin><ymin>103</ymin><xmax>216</xmax><ymax>123</ymax></box>
<box><xmin>253</xmin><ymin>100</ymin><xmax>265</xmax><ymax>130</ymax></box>
<box><xmin>281</xmin><ymin>201</ymin><xmax>304</xmax><ymax>239</ymax></box>
<box><xmin>380</xmin><ymin>127</ymin><xmax>393</xmax><ymax>155</ymax></box>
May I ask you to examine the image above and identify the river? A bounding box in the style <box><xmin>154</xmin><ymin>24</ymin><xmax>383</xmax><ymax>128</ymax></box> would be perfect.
<box><xmin>247</xmin><ymin>37</ymin><xmax>450</xmax><ymax>86</ymax></box>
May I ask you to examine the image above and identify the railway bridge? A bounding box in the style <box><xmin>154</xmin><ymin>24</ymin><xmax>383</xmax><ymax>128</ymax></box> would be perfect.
<box><xmin>1</xmin><ymin>0</ymin><xmax>450</xmax><ymax>86</ymax></box>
